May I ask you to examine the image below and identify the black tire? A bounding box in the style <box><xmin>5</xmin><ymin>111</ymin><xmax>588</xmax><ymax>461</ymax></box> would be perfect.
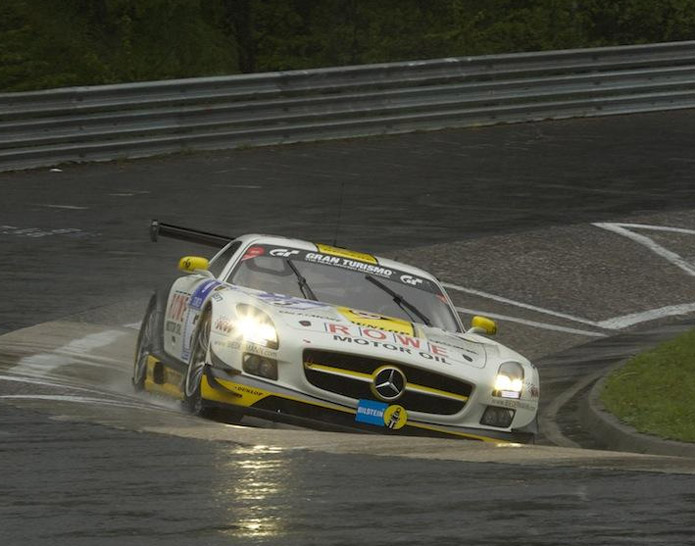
<box><xmin>133</xmin><ymin>296</ymin><xmax>157</xmax><ymax>391</ymax></box>
<box><xmin>183</xmin><ymin>307</ymin><xmax>212</xmax><ymax>416</ymax></box>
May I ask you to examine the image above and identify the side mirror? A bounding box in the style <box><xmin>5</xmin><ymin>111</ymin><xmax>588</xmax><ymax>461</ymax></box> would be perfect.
<box><xmin>469</xmin><ymin>315</ymin><xmax>497</xmax><ymax>336</ymax></box>
<box><xmin>178</xmin><ymin>256</ymin><xmax>210</xmax><ymax>274</ymax></box>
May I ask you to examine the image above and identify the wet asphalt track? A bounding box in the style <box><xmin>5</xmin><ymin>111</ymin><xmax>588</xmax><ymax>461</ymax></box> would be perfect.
<box><xmin>4</xmin><ymin>405</ymin><xmax>695</xmax><ymax>546</ymax></box>
<box><xmin>3</xmin><ymin>111</ymin><xmax>695</xmax><ymax>544</ymax></box>
<box><xmin>3</xmin><ymin>110</ymin><xmax>695</xmax><ymax>334</ymax></box>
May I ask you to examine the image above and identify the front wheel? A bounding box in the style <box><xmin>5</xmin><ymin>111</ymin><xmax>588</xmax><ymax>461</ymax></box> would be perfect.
<box><xmin>133</xmin><ymin>297</ymin><xmax>156</xmax><ymax>391</ymax></box>
<box><xmin>183</xmin><ymin>308</ymin><xmax>212</xmax><ymax>416</ymax></box>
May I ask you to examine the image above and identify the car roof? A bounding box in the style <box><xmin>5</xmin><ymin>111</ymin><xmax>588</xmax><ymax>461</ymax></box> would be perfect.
<box><xmin>233</xmin><ymin>233</ymin><xmax>439</xmax><ymax>281</ymax></box>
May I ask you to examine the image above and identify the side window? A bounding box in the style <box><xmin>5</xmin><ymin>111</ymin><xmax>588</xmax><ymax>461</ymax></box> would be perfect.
<box><xmin>208</xmin><ymin>241</ymin><xmax>241</xmax><ymax>278</ymax></box>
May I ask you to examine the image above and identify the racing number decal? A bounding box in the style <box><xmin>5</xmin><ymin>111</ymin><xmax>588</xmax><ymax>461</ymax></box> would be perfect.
<box><xmin>168</xmin><ymin>293</ymin><xmax>189</xmax><ymax>322</ymax></box>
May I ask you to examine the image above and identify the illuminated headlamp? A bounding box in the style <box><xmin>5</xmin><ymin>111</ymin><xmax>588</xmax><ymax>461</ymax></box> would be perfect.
<box><xmin>493</xmin><ymin>362</ymin><xmax>524</xmax><ymax>399</ymax></box>
<box><xmin>234</xmin><ymin>304</ymin><xmax>279</xmax><ymax>349</ymax></box>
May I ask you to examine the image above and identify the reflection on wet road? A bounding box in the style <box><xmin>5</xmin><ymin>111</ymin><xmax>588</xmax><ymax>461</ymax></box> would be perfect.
<box><xmin>213</xmin><ymin>446</ymin><xmax>288</xmax><ymax>540</ymax></box>
<box><xmin>3</xmin><ymin>404</ymin><xmax>695</xmax><ymax>545</ymax></box>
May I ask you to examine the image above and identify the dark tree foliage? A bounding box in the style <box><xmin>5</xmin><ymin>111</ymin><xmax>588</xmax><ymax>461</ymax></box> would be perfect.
<box><xmin>223</xmin><ymin>0</ymin><xmax>256</xmax><ymax>73</ymax></box>
<box><xmin>0</xmin><ymin>0</ymin><xmax>238</xmax><ymax>90</ymax></box>
<box><xmin>1</xmin><ymin>0</ymin><xmax>694</xmax><ymax>91</ymax></box>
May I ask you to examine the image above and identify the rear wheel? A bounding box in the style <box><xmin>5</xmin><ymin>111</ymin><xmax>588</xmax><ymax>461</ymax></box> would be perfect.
<box><xmin>183</xmin><ymin>307</ymin><xmax>212</xmax><ymax>416</ymax></box>
<box><xmin>133</xmin><ymin>297</ymin><xmax>156</xmax><ymax>391</ymax></box>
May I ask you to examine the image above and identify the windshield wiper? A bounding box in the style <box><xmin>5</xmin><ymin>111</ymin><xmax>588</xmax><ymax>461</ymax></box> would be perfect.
<box><xmin>286</xmin><ymin>259</ymin><xmax>318</xmax><ymax>301</ymax></box>
<box><xmin>365</xmin><ymin>275</ymin><xmax>432</xmax><ymax>326</ymax></box>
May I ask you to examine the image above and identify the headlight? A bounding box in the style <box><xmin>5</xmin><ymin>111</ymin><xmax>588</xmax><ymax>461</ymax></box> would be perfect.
<box><xmin>234</xmin><ymin>304</ymin><xmax>279</xmax><ymax>349</ymax></box>
<box><xmin>493</xmin><ymin>362</ymin><xmax>524</xmax><ymax>399</ymax></box>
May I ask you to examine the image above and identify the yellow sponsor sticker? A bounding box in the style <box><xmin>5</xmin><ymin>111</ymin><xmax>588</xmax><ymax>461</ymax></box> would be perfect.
<box><xmin>336</xmin><ymin>307</ymin><xmax>415</xmax><ymax>335</ymax></box>
<box><xmin>203</xmin><ymin>377</ymin><xmax>270</xmax><ymax>407</ymax></box>
<box><xmin>384</xmin><ymin>405</ymin><xmax>408</xmax><ymax>430</ymax></box>
<box><xmin>316</xmin><ymin>243</ymin><xmax>378</xmax><ymax>264</ymax></box>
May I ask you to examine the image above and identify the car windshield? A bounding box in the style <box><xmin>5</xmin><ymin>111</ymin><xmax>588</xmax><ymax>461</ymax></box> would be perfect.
<box><xmin>227</xmin><ymin>244</ymin><xmax>461</xmax><ymax>332</ymax></box>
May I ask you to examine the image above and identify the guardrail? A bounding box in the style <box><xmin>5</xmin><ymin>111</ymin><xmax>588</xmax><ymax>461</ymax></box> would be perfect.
<box><xmin>1</xmin><ymin>40</ymin><xmax>694</xmax><ymax>172</ymax></box>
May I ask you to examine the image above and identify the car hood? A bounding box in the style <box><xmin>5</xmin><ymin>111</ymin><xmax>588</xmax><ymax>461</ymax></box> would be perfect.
<box><xmin>232</xmin><ymin>287</ymin><xmax>490</xmax><ymax>369</ymax></box>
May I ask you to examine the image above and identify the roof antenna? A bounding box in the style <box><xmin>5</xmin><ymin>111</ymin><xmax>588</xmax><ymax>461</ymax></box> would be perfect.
<box><xmin>332</xmin><ymin>182</ymin><xmax>346</xmax><ymax>247</ymax></box>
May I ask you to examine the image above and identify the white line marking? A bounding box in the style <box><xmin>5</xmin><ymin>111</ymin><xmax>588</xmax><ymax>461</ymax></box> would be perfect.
<box><xmin>0</xmin><ymin>394</ymin><xmax>152</xmax><ymax>410</ymax></box>
<box><xmin>606</xmin><ymin>223</ymin><xmax>695</xmax><ymax>235</ymax></box>
<box><xmin>0</xmin><ymin>374</ymin><xmax>146</xmax><ymax>402</ymax></box>
<box><xmin>446</xmin><ymin>222</ymin><xmax>695</xmax><ymax>334</ymax></box>
<box><xmin>0</xmin><ymin>374</ymin><xmax>182</xmax><ymax>413</ymax></box>
<box><xmin>593</xmin><ymin>222</ymin><xmax>695</xmax><ymax>277</ymax></box>
<box><xmin>1</xmin><ymin>227</ymin><xmax>82</xmax><ymax>238</ymax></box>
<box><xmin>36</xmin><ymin>204</ymin><xmax>89</xmax><ymax>210</ymax></box>
<box><xmin>0</xmin><ymin>373</ymin><xmax>110</xmax><ymax>394</ymax></box>
<box><xmin>212</xmin><ymin>183</ymin><xmax>263</xmax><ymax>189</ymax></box>
<box><xmin>598</xmin><ymin>303</ymin><xmax>695</xmax><ymax>330</ymax></box>
<box><xmin>455</xmin><ymin>307</ymin><xmax>606</xmax><ymax>337</ymax></box>
<box><xmin>443</xmin><ymin>282</ymin><xmax>604</xmax><ymax>328</ymax></box>
<box><xmin>10</xmin><ymin>330</ymin><xmax>129</xmax><ymax>376</ymax></box>
<box><xmin>123</xmin><ymin>322</ymin><xmax>142</xmax><ymax>330</ymax></box>
<box><xmin>447</xmin><ymin>281</ymin><xmax>695</xmax><ymax>332</ymax></box>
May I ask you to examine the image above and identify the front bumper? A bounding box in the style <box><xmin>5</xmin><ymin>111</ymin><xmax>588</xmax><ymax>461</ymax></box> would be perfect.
<box><xmin>202</xmin><ymin>366</ymin><xmax>536</xmax><ymax>444</ymax></box>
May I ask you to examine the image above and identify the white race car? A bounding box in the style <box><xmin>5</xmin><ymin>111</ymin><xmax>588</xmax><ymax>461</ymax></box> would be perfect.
<box><xmin>134</xmin><ymin>221</ymin><xmax>539</xmax><ymax>443</ymax></box>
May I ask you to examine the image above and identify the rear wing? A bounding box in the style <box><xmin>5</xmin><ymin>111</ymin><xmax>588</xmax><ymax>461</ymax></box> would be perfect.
<box><xmin>149</xmin><ymin>219</ymin><xmax>233</xmax><ymax>248</ymax></box>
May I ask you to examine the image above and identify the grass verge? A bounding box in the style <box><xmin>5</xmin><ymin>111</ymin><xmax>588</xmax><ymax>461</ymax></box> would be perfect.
<box><xmin>601</xmin><ymin>328</ymin><xmax>695</xmax><ymax>443</ymax></box>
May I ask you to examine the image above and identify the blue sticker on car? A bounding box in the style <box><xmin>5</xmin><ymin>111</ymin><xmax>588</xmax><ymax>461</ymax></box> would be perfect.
<box><xmin>189</xmin><ymin>279</ymin><xmax>222</xmax><ymax>310</ymax></box>
<box><xmin>355</xmin><ymin>399</ymin><xmax>388</xmax><ymax>427</ymax></box>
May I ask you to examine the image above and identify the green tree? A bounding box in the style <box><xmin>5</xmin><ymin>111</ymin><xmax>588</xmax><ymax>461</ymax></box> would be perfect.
<box><xmin>2</xmin><ymin>0</ymin><xmax>695</xmax><ymax>92</ymax></box>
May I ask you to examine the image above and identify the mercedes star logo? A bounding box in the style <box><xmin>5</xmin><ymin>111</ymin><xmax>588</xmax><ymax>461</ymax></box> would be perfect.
<box><xmin>371</xmin><ymin>366</ymin><xmax>407</xmax><ymax>401</ymax></box>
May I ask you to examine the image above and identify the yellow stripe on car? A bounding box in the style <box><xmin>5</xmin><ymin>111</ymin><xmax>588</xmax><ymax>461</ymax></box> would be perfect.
<box><xmin>336</xmin><ymin>306</ymin><xmax>415</xmax><ymax>335</ymax></box>
<box><xmin>304</xmin><ymin>361</ymin><xmax>373</xmax><ymax>382</ymax></box>
<box><xmin>315</xmin><ymin>243</ymin><xmax>378</xmax><ymax>264</ymax></box>
<box><xmin>304</xmin><ymin>361</ymin><xmax>468</xmax><ymax>402</ymax></box>
<box><xmin>206</xmin><ymin>376</ymin><xmax>356</xmax><ymax>415</ymax></box>
<box><xmin>406</xmin><ymin>383</ymin><xmax>469</xmax><ymax>402</ymax></box>
<box><xmin>201</xmin><ymin>375</ymin><xmax>266</xmax><ymax>406</ymax></box>
<box><xmin>407</xmin><ymin>421</ymin><xmax>508</xmax><ymax>443</ymax></box>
